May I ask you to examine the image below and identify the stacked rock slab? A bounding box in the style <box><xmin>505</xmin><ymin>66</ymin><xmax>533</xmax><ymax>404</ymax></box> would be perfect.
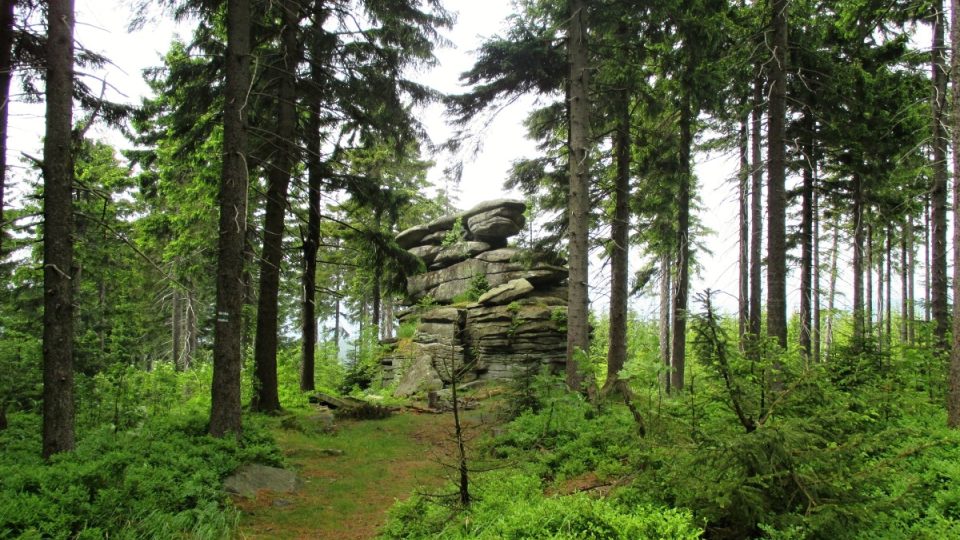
<box><xmin>381</xmin><ymin>199</ymin><xmax>569</xmax><ymax>396</ymax></box>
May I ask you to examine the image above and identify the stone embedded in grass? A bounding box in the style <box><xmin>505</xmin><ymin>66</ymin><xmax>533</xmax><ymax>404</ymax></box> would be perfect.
<box><xmin>224</xmin><ymin>464</ymin><xmax>300</xmax><ymax>498</ymax></box>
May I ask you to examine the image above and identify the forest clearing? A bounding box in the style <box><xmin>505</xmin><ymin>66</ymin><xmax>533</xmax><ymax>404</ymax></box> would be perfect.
<box><xmin>6</xmin><ymin>0</ymin><xmax>960</xmax><ymax>538</ymax></box>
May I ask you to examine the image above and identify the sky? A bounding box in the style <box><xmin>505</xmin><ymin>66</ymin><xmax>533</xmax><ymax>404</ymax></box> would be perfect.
<box><xmin>5</xmin><ymin>0</ymin><xmax>823</xmax><ymax>319</ymax></box>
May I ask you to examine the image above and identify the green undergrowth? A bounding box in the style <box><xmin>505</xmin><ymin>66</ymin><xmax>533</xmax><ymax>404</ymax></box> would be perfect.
<box><xmin>382</xmin><ymin>469</ymin><xmax>701</xmax><ymax>539</ymax></box>
<box><xmin>383</xmin><ymin>342</ymin><xmax>960</xmax><ymax>540</ymax></box>
<box><xmin>0</xmin><ymin>409</ymin><xmax>281</xmax><ymax>539</ymax></box>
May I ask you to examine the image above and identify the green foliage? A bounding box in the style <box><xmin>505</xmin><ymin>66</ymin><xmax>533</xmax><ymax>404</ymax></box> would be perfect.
<box><xmin>0</xmin><ymin>409</ymin><xmax>280</xmax><ymax>539</ymax></box>
<box><xmin>341</xmin><ymin>323</ymin><xmax>387</xmax><ymax>394</ymax></box>
<box><xmin>442</xmin><ymin>217</ymin><xmax>467</xmax><ymax>247</ymax></box>
<box><xmin>452</xmin><ymin>273</ymin><xmax>490</xmax><ymax>304</ymax></box>
<box><xmin>396</xmin><ymin>319</ymin><xmax>418</xmax><ymax>340</ymax></box>
<box><xmin>381</xmin><ymin>470</ymin><xmax>701</xmax><ymax>539</ymax></box>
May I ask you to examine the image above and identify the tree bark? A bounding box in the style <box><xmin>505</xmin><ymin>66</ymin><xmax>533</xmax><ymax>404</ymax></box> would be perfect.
<box><xmin>907</xmin><ymin>216</ymin><xmax>915</xmax><ymax>343</ymax></box>
<box><xmin>671</xmin><ymin>96</ymin><xmax>692</xmax><ymax>392</ymax></box>
<box><xmin>300</xmin><ymin>113</ymin><xmax>320</xmax><ymax>392</ymax></box>
<box><xmin>931</xmin><ymin>0</ymin><xmax>949</xmax><ymax>352</ymax></box>
<box><xmin>852</xmin><ymin>172</ymin><xmax>866</xmax><ymax>348</ymax></box>
<box><xmin>738</xmin><ymin>116</ymin><xmax>749</xmax><ymax>347</ymax></box>
<box><xmin>172</xmin><ymin>287</ymin><xmax>183</xmax><ymax>369</ymax></box>
<box><xmin>659</xmin><ymin>252</ymin><xmax>672</xmax><ymax>393</ymax></box>
<box><xmin>210</xmin><ymin>0</ymin><xmax>250</xmax><ymax>438</ymax></box>
<box><xmin>825</xmin><ymin>223</ymin><xmax>840</xmax><ymax>360</ymax></box>
<box><xmin>603</xmin><ymin>91</ymin><xmax>630</xmax><ymax>395</ymax></box>
<box><xmin>749</xmin><ymin>71</ymin><xmax>763</xmax><ymax>343</ymax></box>
<box><xmin>252</xmin><ymin>0</ymin><xmax>300</xmax><ymax>413</ymax></box>
<box><xmin>766</xmin><ymin>0</ymin><xmax>789</xmax><ymax>350</ymax></box>
<box><xmin>947</xmin><ymin>0</ymin><xmax>960</xmax><ymax>427</ymax></box>
<box><xmin>42</xmin><ymin>0</ymin><xmax>76</xmax><ymax>458</ymax></box>
<box><xmin>0</xmin><ymin>0</ymin><xmax>14</xmax><ymax>259</ymax></box>
<box><xmin>885</xmin><ymin>227</ymin><xmax>892</xmax><ymax>355</ymax></box>
<box><xmin>866</xmin><ymin>225</ymin><xmax>873</xmax><ymax>340</ymax></box>
<box><xmin>813</xmin><ymin>182</ymin><xmax>821</xmax><ymax>363</ymax></box>
<box><xmin>565</xmin><ymin>0</ymin><xmax>595</xmax><ymax>397</ymax></box>
<box><xmin>799</xmin><ymin>110</ymin><xmax>814</xmax><ymax>363</ymax></box>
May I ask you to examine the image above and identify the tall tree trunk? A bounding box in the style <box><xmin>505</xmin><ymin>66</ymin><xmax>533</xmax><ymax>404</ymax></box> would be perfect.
<box><xmin>766</xmin><ymin>0</ymin><xmax>789</xmax><ymax>350</ymax></box>
<box><xmin>947</xmin><ymin>0</ymin><xmax>960</xmax><ymax>427</ymax></box>
<box><xmin>900</xmin><ymin>220</ymin><xmax>909</xmax><ymax>343</ymax></box>
<box><xmin>659</xmin><ymin>252</ymin><xmax>672</xmax><ymax>393</ymax></box>
<box><xmin>925</xmin><ymin>196</ymin><xmax>931</xmax><ymax>325</ymax></box>
<box><xmin>749</xmin><ymin>71</ymin><xmax>763</xmax><ymax>348</ymax></box>
<box><xmin>0</xmin><ymin>0</ymin><xmax>14</xmax><ymax>259</ymax></box>
<box><xmin>852</xmin><ymin>173</ymin><xmax>866</xmax><ymax>348</ymax></box>
<box><xmin>885</xmin><ymin>227</ymin><xmax>892</xmax><ymax>355</ymax></box>
<box><xmin>252</xmin><ymin>1</ymin><xmax>299</xmax><ymax>413</ymax></box>
<box><xmin>383</xmin><ymin>297</ymin><xmax>394</xmax><ymax>340</ymax></box>
<box><xmin>300</xmin><ymin>116</ymin><xmax>320</xmax><ymax>392</ymax></box>
<box><xmin>185</xmin><ymin>290</ymin><xmax>196</xmax><ymax>370</ymax></box>
<box><xmin>799</xmin><ymin>110</ymin><xmax>814</xmax><ymax>363</ymax></box>
<box><xmin>210</xmin><ymin>0</ymin><xmax>251</xmax><ymax>438</ymax></box>
<box><xmin>172</xmin><ymin>287</ymin><xmax>183</xmax><ymax>369</ymax></box>
<box><xmin>866</xmin><ymin>225</ymin><xmax>873</xmax><ymax>340</ymax></box>
<box><xmin>825</xmin><ymin>223</ymin><xmax>840</xmax><ymax>360</ymax></box>
<box><xmin>932</xmin><ymin>0</ymin><xmax>949</xmax><ymax>352</ymax></box>
<box><xmin>907</xmin><ymin>216</ymin><xmax>916</xmax><ymax>343</ymax></box>
<box><xmin>738</xmin><ymin>116</ymin><xmax>749</xmax><ymax>347</ymax></box>
<box><xmin>813</xmin><ymin>183</ymin><xmax>821</xmax><ymax>363</ymax></box>
<box><xmin>42</xmin><ymin>0</ymin><xmax>76</xmax><ymax>458</ymax></box>
<box><xmin>671</xmin><ymin>95</ymin><xmax>693</xmax><ymax>392</ymax></box>
<box><xmin>565</xmin><ymin>0</ymin><xmax>595</xmax><ymax>397</ymax></box>
<box><xmin>604</xmin><ymin>92</ymin><xmax>631</xmax><ymax>395</ymax></box>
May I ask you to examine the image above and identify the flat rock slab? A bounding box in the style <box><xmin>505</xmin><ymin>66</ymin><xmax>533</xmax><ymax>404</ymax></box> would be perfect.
<box><xmin>224</xmin><ymin>464</ymin><xmax>300</xmax><ymax>498</ymax></box>
<box><xmin>478</xmin><ymin>278</ymin><xmax>534</xmax><ymax>305</ymax></box>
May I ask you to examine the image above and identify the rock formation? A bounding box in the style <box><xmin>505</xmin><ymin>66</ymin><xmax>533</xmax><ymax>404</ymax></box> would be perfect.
<box><xmin>381</xmin><ymin>199</ymin><xmax>568</xmax><ymax>396</ymax></box>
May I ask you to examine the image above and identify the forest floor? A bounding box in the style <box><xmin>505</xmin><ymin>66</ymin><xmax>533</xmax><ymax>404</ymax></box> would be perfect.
<box><xmin>234</xmin><ymin>394</ymin><xmax>500</xmax><ymax>539</ymax></box>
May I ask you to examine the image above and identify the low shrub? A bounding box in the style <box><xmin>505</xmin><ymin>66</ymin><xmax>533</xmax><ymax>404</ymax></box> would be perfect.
<box><xmin>0</xmin><ymin>410</ymin><xmax>281</xmax><ymax>539</ymax></box>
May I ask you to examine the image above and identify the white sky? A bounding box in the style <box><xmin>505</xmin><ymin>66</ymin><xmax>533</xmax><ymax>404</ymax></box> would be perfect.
<box><xmin>6</xmin><ymin>0</ymin><xmax>871</xmax><ymax>319</ymax></box>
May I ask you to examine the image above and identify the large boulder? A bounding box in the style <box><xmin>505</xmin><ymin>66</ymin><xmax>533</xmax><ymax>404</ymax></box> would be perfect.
<box><xmin>466</xmin><ymin>207</ymin><xmax>524</xmax><ymax>241</ymax></box>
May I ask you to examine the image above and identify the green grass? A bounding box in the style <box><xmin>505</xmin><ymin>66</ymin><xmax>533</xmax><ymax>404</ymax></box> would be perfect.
<box><xmin>237</xmin><ymin>408</ymin><xmax>460</xmax><ymax>539</ymax></box>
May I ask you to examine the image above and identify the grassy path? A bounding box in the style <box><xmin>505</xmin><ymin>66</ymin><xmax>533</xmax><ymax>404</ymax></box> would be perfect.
<box><xmin>234</xmin><ymin>409</ymin><xmax>461</xmax><ymax>540</ymax></box>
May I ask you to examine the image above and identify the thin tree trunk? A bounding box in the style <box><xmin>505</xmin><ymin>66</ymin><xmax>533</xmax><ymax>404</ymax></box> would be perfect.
<box><xmin>825</xmin><ymin>223</ymin><xmax>840</xmax><ymax>360</ymax></box>
<box><xmin>659</xmin><ymin>252</ymin><xmax>672</xmax><ymax>393</ymax></box>
<box><xmin>799</xmin><ymin>110</ymin><xmax>814</xmax><ymax>363</ymax></box>
<box><xmin>852</xmin><ymin>172</ymin><xmax>866</xmax><ymax>348</ymax></box>
<box><xmin>866</xmin><ymin>224</ymin><xmax>873</xmax><ymax>341</ymax></box>
<box><xmin>749</xmin><ymin>70</ymin><xmax>763</xmax><ymax>349</ymax></box>
<box><xmin>172</xmin><ymin>287</ymin><xmax>183</xmax><ymax>369</ymax></box>
<box><xmin>383</xmin><ymin>297</ymin><xmax>394</xmax><ymax>340</ymax></box>
<box><xmin>925</xmin><ymin>196</ymin><xmax>931</xmax><ymax>325</ymax></box>
<box><xmin>738</xmin><ymin>116</ymin><xmax>749</xmax><ymax>348</ymax></box>
<box><xmin>901</xmin><ymin>219</ymin><xmax>908</xmax><ymax>343</ymax></box>
<box><xmin>932</xmin><ymin>0</ymin><xmax>950</xmax><ymax>352</ymax></box>
<box><xmin>42</xmin><ymin>0</ymin><xmax>76</xmax><ymax>458</ymax></box>
<box><xmin>185</xmin><ymin>290</ymin><xmax>196</xmax><ymax>370</ymax></box>
<box><xmin>604</xmin><ymin>91</ymin><xmax>631</xmax><ymax>395</ymax></box>
<box><xmin>885</xmin><ymin>227</ymin><xmax>892</xmax><ymax>355</ymax></box>
<box><xmin>210</xmin><ymin>0</ymin><xmax>251</xmax><ymax>438</ymax></box>
<box><xmin>565</xmin><ymin>0</ymin><xmax>595</xmax><ymax>397</ymax></box>
<box><xmin>813</xmin><ymin>180</ymin><xmax>821</xmax><ymax>363</ymax></box>
<box><xmin>904</xmin><ymin>216</ymin><xmax>917</xmax><ymax>345</ymax></box>
<box><xmin>252</xmin><ymin>0</ymin><xmax>300</xmax><ymax>413</ymax></box>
